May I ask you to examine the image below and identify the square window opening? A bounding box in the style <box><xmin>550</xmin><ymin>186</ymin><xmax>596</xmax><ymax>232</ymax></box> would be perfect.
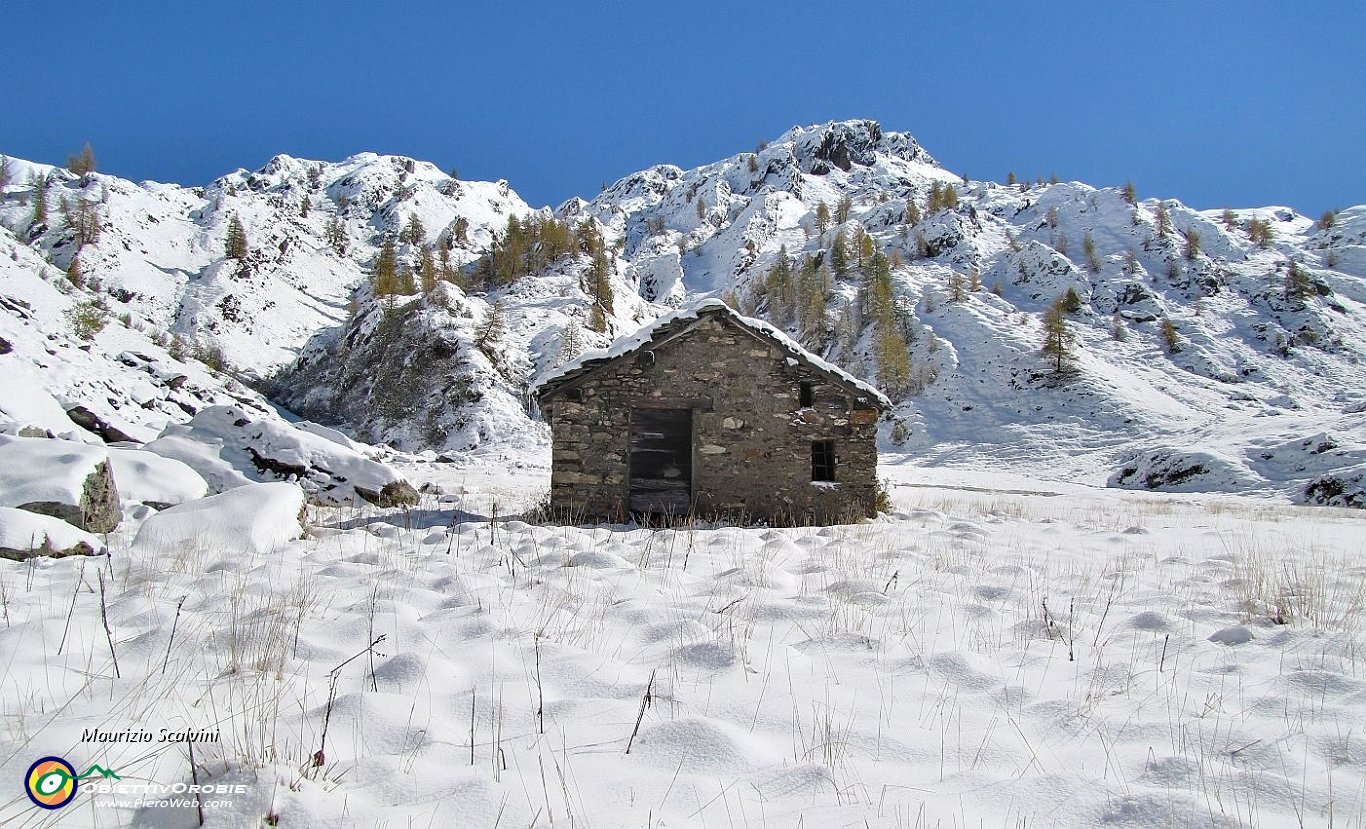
<box><xmin>811</xmin><ymin>440</ymin><xmax>836</xmax><ymax>482</ymax></box>
<box><xmin>799</xmin><ymin>381</ymin><xmax>815</xmax><ymax>408</ymax></box>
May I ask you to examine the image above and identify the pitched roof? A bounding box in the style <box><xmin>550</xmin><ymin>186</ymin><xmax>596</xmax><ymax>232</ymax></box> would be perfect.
<box><xmin>534</xmin><ymin>299</ymin><xmax>891</xmax><ymax>409</ymax></box>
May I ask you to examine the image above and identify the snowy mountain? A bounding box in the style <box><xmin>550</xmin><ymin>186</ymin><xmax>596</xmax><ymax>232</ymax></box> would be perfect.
<box><xmin>2</xmin><ymin>120</ymin><xmax>1364</xmax><ymax>505</ymax></box>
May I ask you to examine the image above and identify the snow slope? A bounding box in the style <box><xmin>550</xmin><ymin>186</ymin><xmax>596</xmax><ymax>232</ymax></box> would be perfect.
<box><xmin>0</xmin><ymin>462</ymin><xmax>1362</xmax><ymax>827</ymax></box>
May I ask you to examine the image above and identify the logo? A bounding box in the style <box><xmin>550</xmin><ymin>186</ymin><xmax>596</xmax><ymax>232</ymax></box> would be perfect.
<box><xmin>24</xmin><ymin>757</ymin><xmax>120</xmax><ymax>810</ymax></box>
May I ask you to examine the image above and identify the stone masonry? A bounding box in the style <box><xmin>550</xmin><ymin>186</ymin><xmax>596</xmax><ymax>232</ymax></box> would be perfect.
<box><xmin>536</xmin><ymin>304</ymin><xmax>887</xmax><ymax>525</ymax></box>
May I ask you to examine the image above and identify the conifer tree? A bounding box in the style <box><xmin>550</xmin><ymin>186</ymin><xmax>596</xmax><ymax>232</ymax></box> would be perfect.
<box><xmin>559</xmin><ymin>316</ymin><xmax>584</xmax><ymax>364</ymax></box>
<box><xmin>1284</xmin><ymin>261</ymin><xmax>1314</xmax><ymax>301</ymax></box>
<box><xmin>1046</xmin><ymin>206</ymin><xmax>1059</xmax><ymax>229</ymax></box>
<box><xmin>813</xmin><ymin>202</ymin><xmax>831</xmax><ymax>234</ymax></box>
<box><xmin>373</xmin><ymin>237</ymin><xmax>399</xmax><ymax>295</ymax></box>
<box><xmin>1221</xmin><ymin>208</ymin><xmax>1237</xmax><ymax>228</ymax></box>
<box><xmin>1083</xmin><ymin>232</ymin><xmax>1101</xmax><ymax>273</ymax></box>
<box><xmin>66</xmin><ymin>253</ymin><xmax>85</xmax><ymax>288</ymax></box>
<box><xmin>926</xmin><ymin>182</ymin><xmax>944</xmax><ymax>214</ymax></box>
<box><xmin>943</xmin><ymin>184</ymin><xmax>959</xmax><ymax>210</ymax></box>
<box><xmin>764</xmin><ymin>246</ymin><xmax>795</xmax><ymax>325</ymax></box>
<box><xmin>418</xmin><ymin>246</ymin><xmax>438</xmax><ymax>293</ymax></box>
<box><xmin>695</xmin><ymin>197</ymin><xmax>707</xmax><ymax>221</ymax></box>
<box><xmin>29</xmin><ymin>172</ymin><xmax>49</xmax><ymax>228</ymax></box>
<box><xmin>835</xmin><ymin>196</ymin><xmax>853</xmax><ymax>224</ymax></box>
<box><xmin>1123</xmin><ymin>249</ymin><xmax>1140</xmax><ymax>275</ymax></box>
<box><xmin>796</xmin><ymin>254</ymin><xmax>828</xmax><ymax>341</ymax></box>
<box><xmin>856</xmin><ymin>228</ymin><xmax>875</xmax><ymax>273</ymax></box>
<box><xmin>0</xmin><ymin>156</ymin><xmax>12</xmax><ymax>192</ymax></box>
<box><xmin>948</xmin><ymin>272</ymin><xmax>966</xmax><ymax>302</ymax></box>
<box><xmin>67</xmin><ymin>143</ymin><xmax>96</xmax><ymax>176</ymax></box>
<box><xmin>1247</xmin><ymin>217</ymin><xmax>1273</xmax><ymax>248</ymax></box>
<box><xmin>1007</xmin><ymin>171</ymin><xmax>1018</xmax><ymax>186</ymax></box>
<box><xmin>1041</xmin><ymin>296</ymin><xmax>1074</xmax><ymax>374</ymax></box>
<box><xmin>474</xmin><ymin>299</ymin><xmax>506</xmax><ymax>359</ymax></box>
<box><xmin>1317</xmin><ymin>210</ymin><xmax>1337</xmax><ymax>232</ymax></box>
<box><xmin>326</xmin><ymin>217</ymin><xmax>347</xmax><ymax>255</ymax></box>
<box><xmin>905</xmin><ymin>200</ymin><xmax>921</xmax><ymax>225</ymax></box>
<box><xmin>588</xmin><ymin>247</ymin><xmax>613</xmax><ymax>333</ymax></box>
<box><xmin>225</xmin><ymin>213</ymin><xmax>249</xmax><ymax>259</ymax></box>
<box><xmin>830</xmin><ymin>231</ymin><xmax>851</xmax><ymax>277</ymax></box>
<box><xmin>1122</xmin><ymin>181</ymin><xmax>1137</xmax><ymax>206</ymax></box>
<box><xmin>1155</xmin><ymin>202</ymin><xmax>1172</xmax><ymax>240</ymax></box>
<box><xmin>1159</xmin><ymin>317</ymin><xmax>1181</xmax><ymax>354</ymax></box>
<box><xmin>62</xmin><ymin>197</ymin><xmax>102</xmax><ymax>249</ymax></box>
<box><xmin>401</xmin><ymin>214</ymin><xmax>426</xmax><ymax>245</ymax></box>
<box><xmin>868</xmin><ymin>251</ymin><xmax>910</xmax><ymax>393</ymax></box>
<box><xmin>1183</xmin><ymin>228</ymin><xmax>1201</xmax><ymax>260</ymax></box>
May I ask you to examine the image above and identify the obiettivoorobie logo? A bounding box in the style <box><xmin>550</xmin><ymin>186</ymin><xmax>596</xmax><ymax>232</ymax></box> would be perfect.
<box><xmin>25</xmin><ymin>756</ymin><xmax>120</xmax><ymax>810</ymax></box>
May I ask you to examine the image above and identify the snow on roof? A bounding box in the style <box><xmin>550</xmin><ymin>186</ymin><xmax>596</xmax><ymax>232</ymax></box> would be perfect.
<box><xmin>534</xmin><ymin>299</ymin><xmax>891</xmax><ymax>408</ymax></box>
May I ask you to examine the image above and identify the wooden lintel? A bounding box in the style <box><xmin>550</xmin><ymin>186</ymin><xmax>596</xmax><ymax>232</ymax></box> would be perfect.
<box><xmin>631</xmin><ymin>397</ymin><xmax>714</xmax><ymax>412</ymax></box>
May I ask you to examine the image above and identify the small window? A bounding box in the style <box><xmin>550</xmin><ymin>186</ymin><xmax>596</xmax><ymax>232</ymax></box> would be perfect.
<box><xmin>811</xmin><ymin>440</ymin><xmax>836</xmax><ymax>481</ymax></box>
<box><xmin>799</xmin><ymin>381</ymin><xmax>814</xmax><ymax>407</ymax></box>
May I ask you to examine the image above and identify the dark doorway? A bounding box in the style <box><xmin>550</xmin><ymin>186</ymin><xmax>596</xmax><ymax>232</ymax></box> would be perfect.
<box><xmin>629</xmin><ymin>408</ymin><xmax>693</xmax><ymax>517</ymax></box>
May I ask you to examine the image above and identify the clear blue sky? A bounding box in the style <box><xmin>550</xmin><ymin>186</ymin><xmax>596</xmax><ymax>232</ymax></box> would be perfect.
<box><xmin>6</xmin><ymin>2</ymin><xmax>1362</xmax><ymax>216</ymax></box>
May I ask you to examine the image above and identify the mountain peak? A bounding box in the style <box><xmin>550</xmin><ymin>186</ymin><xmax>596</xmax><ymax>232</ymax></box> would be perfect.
<box><xmin>774</xmin><ymin>119</ymin><xmax>937</xmax><ymax>174</ymax></box>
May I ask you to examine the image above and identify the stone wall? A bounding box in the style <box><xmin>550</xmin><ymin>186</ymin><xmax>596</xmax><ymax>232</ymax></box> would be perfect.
<box><xmin>543</xmin><ymin>312</ymin><xmax>881</xmax><ymax>525</ymax></box>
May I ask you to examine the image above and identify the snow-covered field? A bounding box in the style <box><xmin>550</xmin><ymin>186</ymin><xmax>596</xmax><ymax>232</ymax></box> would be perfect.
<box><xmin>2</xmin><ymin>458</ymin><xmax>1363</xmax><ymax>828</ymax></box>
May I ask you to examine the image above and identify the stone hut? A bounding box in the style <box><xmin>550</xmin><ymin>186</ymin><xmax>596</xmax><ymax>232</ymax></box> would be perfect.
<box><xmin>534</xmin><ymin>300</ymin><xmax>890</xmax><ymax>525</ymax></box>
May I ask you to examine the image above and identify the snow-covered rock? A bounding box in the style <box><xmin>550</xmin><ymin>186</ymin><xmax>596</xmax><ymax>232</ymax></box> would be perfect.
<box><xmin>1108</xmin><ymin>448</ymin><xmax>1259</xmax><ymax>494</ymax></box>
<box><xmin>131</xmin><ymin>481</ymin><xmax>305</xmax><ymax>556</ymax></box>
<box><xmin>0</xmin><ymin>436</ymin><xmax>121</xmax><ymax>531</ymax></box>
<box><xmin>143</xmin><ymin>405</ymin><xmax>417</xmax><ymax>506</ymax></box>
<box><xmin>0</xmin><ymin>506</ymin><xmax>106</xmax><ymax>559</ymax></box>
<box><xmin>107</xmin><ymin>447</ymin><xmax>209</xmax><ymax>508</ymax></box>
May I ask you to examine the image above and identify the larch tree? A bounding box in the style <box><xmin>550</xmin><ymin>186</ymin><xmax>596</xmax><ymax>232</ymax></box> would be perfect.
<box><xmin>1041</xmin><ymin>296</ymin><xmax>1074</xmax><ymax>374</ymax></box>
<box><xmin>813</xmin><ymin>201</ymin><xmax>831</xmax><ymax>234</ymax></box>
<box><xmin>373</xmin><ymin>237</ymin><xmax>399</xmax><ymax>295</ymax></box>
<box><xmin>67</xmin><ymin>143</ymin><xmax>96</xmax><ymax>176</ymax></box>
<box><xmin>474</xmin><ymin>299</ymin><xmax>506</xmax><ymax>361</ymax></box>
<box><xmin>763</xmin><ymin>245</ymin><xmax>795</xmax><ymax>326</ymax></box>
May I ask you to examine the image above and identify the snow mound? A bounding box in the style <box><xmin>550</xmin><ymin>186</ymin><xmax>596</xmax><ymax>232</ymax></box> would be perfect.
<box><xmin>1108</xmin><ymin>448</ymin><xmax>1258</xmax><ymax>493</ymax></box>
<box><xmin>131</xmin><ymin>481</ymin><xmax>305</xmax><ymax>556</ymax></box>
<box><xmin>0</xmin><ymin>362</ymin><xmax>94</xmax><ymax>441</ymax></box>
<box><xmin>107</xmin><ymin>447</ymin><xmax>209</xmax><ymax>508</ymax></box>
<box><xmin>630</xmin><ymin>716</ymin><xmax>779</xmax><ymax>772</ymax></box>
<box><xmin>0</xmin><ymin>435</ymin><xmax>121</xmax><ymax>531</ymax></box>
<box><xmin>144</xmin><ymin>405</ymin><xmax>417</xmax><ymax>506</ymax></box>
<box><xmin>0</xmin><ymin>507</ymin><xmax>106</xmax><ymax>559</ymax></box>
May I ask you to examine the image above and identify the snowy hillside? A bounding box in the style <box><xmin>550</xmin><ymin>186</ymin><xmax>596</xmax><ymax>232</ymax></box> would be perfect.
<box><xmin>3</xmin><ymin>121</ymin><xmax>1366</xmax><ymax>505</ymax></box>
<box><xmin>563</xmin><ymin>120</ymin><xmax>1366</xmax><ymax>506</ymax></box>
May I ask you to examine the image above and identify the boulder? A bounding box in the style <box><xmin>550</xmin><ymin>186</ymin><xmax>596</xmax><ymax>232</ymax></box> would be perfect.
<box><xmin>107</xmin><ymin>447</ymin><xmax>209</xmax><ymax>509</ymax></box>
<box><xmin>65</xmin><ymin>405</ymin><xmax>139</xmax><ymax>444</ymax></box>
<box><xmin>0</xmin><ymin>507</ymin><xmax>106</xmax><ymax>560</ymax></box>
<box><xmin>144</xmin><ymin>405</ymin><xmax>418</xmax><ymax>507</ymax></box>
<box><xmin>0</xmin><ymin>436</ymin><xmax>122</xmax><ymax>532</ymax></box>
<box><xmin>132</xmin><ymin>481</ymin><xmax>306</xmax><ymax>556</ymax></box>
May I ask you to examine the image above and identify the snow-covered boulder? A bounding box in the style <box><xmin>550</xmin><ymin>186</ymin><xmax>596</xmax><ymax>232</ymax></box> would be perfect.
<box><xmin>1108</xmin><ymin>448</ymin><xmax>1258</xmax><ymax>494</ymax></box>
<box><xmin>107</xmin><ymin>447</ymin><xmax>209</xmax><ymax>509</ymax></box>
<box><xmin>0</xmin><ymin>436</ymin><xmax>121</xmax><ymax>532</ymax></box>
<box><xmin>0</xmin><ymin>507</ymin><xmax>106</xmax><ymax>560</ymax></box>
<box><xmin>143</xmin><ymin>405</ymin><xmax>418</xmax><ymax>507</ymax></box>
<box><xmin>132</xmin><ymin>481</ymin><xmax>305</xmax><ymax>556</ymax></box>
